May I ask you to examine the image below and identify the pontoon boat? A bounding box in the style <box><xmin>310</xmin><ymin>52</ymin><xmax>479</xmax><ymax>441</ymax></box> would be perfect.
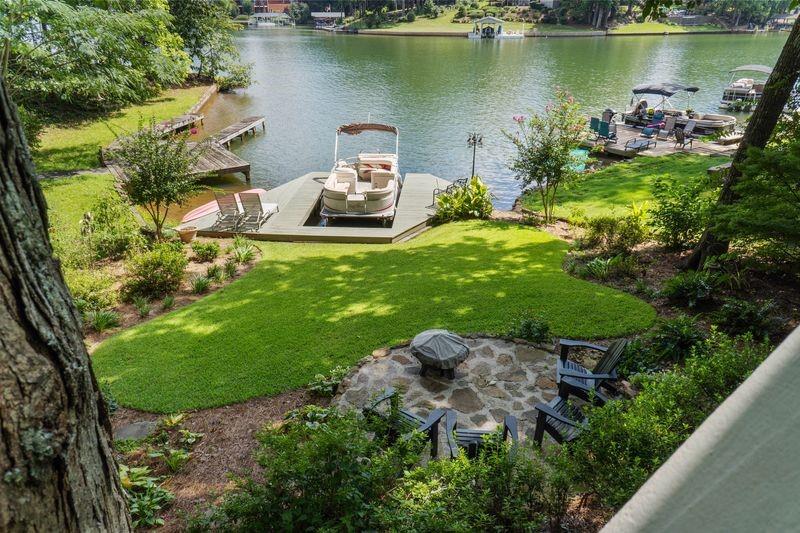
<box><xmin>719</xmin><ymin>65</ymin><xmax>772</xmax><ymax>110</ymax></box>
<box><xmin>320</xmin><ymin>123</ymin><xmax>401</xmax><ymax>225</ymax></box>
<box><xmin>622</xmin><ymin>82</ymin><xmax>736</xmax><ymax>135</ymax></box>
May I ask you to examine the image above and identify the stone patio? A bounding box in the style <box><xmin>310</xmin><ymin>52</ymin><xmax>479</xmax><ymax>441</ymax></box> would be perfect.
<box><xmin>333</xmin><ymin>337</ymin><xmax>560</xmax><ymax>442</ymax></box>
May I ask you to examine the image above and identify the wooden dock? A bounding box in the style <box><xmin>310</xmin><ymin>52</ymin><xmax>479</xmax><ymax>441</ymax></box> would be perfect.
<box><xmin>181</xmin><ymin>172</ymin><xmax>448</xmax><ymax>244</ymax></box>
<box><xmin>583</xmin><ymin>124</ymin><xmax>738</xmax><ymax>159</ymax></box>
<box><xmin>212</xmin><ymin>116</ymin><xmax>266</xmax><ymax>147</ymax></box>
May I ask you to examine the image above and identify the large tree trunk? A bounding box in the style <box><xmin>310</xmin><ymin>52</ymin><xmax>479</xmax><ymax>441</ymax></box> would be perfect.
<box><xmin>685</xmin><ymin>20</ymin><xmax>800</xmax><ymax>270</ymax></box>
<box><xmin>0</xmin><ymin>76</ymin><xmax>131</xmax><ymax>530</ymax></box>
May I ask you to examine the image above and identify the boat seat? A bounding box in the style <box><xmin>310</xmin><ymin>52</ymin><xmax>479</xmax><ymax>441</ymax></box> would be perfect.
<box><xmin>371</xmin><ymin>171</ymin><xmax>394</xmax><ymax>189</ymax></box>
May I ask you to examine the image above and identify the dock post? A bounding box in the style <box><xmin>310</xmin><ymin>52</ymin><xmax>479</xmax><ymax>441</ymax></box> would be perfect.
<box><xmin>244</xmin><ymin>170</ymin><xmax>251</xmax><ymax>182</ymax></box>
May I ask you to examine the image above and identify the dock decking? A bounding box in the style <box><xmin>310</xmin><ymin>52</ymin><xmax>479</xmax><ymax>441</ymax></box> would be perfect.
<box><xmin>583</xmin><ymin>124</ymin><xmax>738</xmax><ymax>158</ymax></box>
<box><xmin>212</xmin><ymin>116</ymin><xmax>266</xmax><ymax>147</ymax></box>
<box><xmin>181</xmin><ymin>172</ymin><xmax>448</xmax><ymax>244</ymax></box>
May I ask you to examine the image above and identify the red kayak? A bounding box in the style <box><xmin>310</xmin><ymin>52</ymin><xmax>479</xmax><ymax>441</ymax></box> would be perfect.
<box><xmin>181</xmin><ymin>188</ymin><xmax>268</xmax><ymax>224</ymax></box>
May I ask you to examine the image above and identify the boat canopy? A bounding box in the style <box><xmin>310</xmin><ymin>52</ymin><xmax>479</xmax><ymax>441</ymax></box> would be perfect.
<box><xmin>632</xmin><ymin>83</ymin><xmax>699</xmax><ymax>97</ymax></box>
<box><xmin>337</xmin><ymin>123</ymin><xmax>398</xmax><ymax>136</ymax></box>
<box><xmin>475</xmin><ymin>16</ymin><xmax>506</xmax><ymax>24</ymax></box>
<box><xmin>729</xmin><ymin>64</ymin><xmax>773</xmax><ymax>75</ymax></box>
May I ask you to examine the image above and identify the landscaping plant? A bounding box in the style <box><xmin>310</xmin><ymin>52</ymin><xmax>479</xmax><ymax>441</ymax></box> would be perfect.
<box><xmin>81</xmin><ymin>195</ymin><xmax>144</xmax><ymax>260</ymax></box>
<box><xmin>505</xmin><ymin>89</ymin><xmax>586</xmax><ymax>223</ymax></box>
<box><xmin>85</xmin><ymin>309</ymin><xmax>121</xmax><ymax>333</ymax></box>
<box><xmin>434</xmin><ymin>176</ymin><xmax>493</xmax><ymax>222</ymax></box>
<box><xmin>509</xmin><ymin>309</ymin><xmax>552</xmax><ymax>344</ymax></box>
<box><xmin>190</xmin><ymin>275</ymin><xmax>212</xmax><ymax>294</ymax></box>
<box><xmin>307</xmin><ymin>365</ymin><xmax>349</xmax><ymax>397</ymax></box>
<box><xmin>191</xmin><ymin>241</ymin><xmax>221</xmax><ymax>263</ymax></box>
<box><xmin>122</xmin><ymin>243</ymin><xmax>188</xmax><ymax>301</ymax></box>
<box><xmin>119</xmin><ymin>465</ymin><xmax>175</xmax><ymax>529</ymax></box>
<box><xmin>133</xmin><ymin>296</ymin><xmax>151</xmax><ymax>318</ymax></box>
<box><xmin>651</xmin><ymin>177</ymin><xmax>715</xmax><ymax>250</ymax></box>
<box><xmin>714</xmin><ymin>298</ymin><xmax>776</xmax><ymax>337</ymax></box>
<box><xmin>660</xmin><ymin>271</ymin><xmax>720</xmax><ymax>309</ymax></box>
<box><xmin>582</xmin><ymin>203</ymin><xmax>649</xmax><ymax>256</ymax></box>
<box><xmin>206</xmin><ymin>264</ymin><xmax>224</xmax><ymax>282</ymax></box>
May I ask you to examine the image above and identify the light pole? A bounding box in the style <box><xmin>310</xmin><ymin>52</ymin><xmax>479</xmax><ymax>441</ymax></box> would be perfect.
<box><xmin>467</xmin><ymin>132</ymin><xmax>483</xmax><ymax>178</ymax></box>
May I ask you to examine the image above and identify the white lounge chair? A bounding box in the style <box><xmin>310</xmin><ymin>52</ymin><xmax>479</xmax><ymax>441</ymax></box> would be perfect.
<box><xmin>213</xmin><ymin>193</ymin><xmax>243</xmax><ymax>229</ymax></box>
<box><xmin>238</xmin><ymin>192</ymin><xmax>278</xmax><ymax>230</ymax></box>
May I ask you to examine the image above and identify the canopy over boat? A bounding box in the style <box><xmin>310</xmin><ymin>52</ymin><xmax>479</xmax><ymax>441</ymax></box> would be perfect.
<box><xmin>337</xmin><ymin>123</ymin><xmax>398</xmax><ymax>136</ymax></box>
<box><xmin>474</xmin><ymin>15</ymin><xmax>506</xmax><ymax>25</ymax></box>
<box><xmin>729</xmin><ymin>64</ymin><xmax>773</xmax><ymax>75</ymax></box>
<box><xmin>632</xmin><ymin>83</ymin><xmax>700</xmax><ymax>97</ymax></box>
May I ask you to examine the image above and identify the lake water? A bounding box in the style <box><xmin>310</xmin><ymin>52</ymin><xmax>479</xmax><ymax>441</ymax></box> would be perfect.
<box><xmin>198</xmin><ymin>29</ymin><xmax>786</xmax><ymax>210</ymax></box>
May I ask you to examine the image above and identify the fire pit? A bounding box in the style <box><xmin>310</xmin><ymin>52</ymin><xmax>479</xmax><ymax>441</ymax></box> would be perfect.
<box><xmin>410</xmin><ymin>329</ymin><xmax>470</xmax><ymax>379</ymax></box>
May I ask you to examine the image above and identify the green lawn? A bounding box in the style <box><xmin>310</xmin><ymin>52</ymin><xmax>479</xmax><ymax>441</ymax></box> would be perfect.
<box><xmin>92</xmin><ymin>221</ymin><xmax>655</xmax><ymax>412</ymax></box>
<box><xmin>610</xmin><ymin>21</ymin><xmax>724</xmax><ymax>34</ymax></box>
<box><xmin>40</xmin><ymin>173</ymin><xmax>116</xmax><ymax>234</ymax></box>
<box><xmin>35</xmin><ymin>86</ymin><xmax>210</xmax><ymax>174</ymax></box>
<box><xmin>360</xmin><ymin>11</ymin><xmax>591</xmax><ymax>33</ymax></box>
<box><xmin>522</xmin><ymin>154</ymin><xmax>729</xmax><ymax>220</ymax></box>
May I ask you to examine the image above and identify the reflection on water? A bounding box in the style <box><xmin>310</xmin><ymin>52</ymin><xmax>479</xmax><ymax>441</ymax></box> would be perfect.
<box><xmin>188</xmin><ymin>30</ymin><xmax>785</xmax><ymax>211</ymax></box>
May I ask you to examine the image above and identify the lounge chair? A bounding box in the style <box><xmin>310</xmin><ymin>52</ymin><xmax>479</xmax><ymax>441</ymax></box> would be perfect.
<box><xmin>674</xmin><ymin>128</ymin><xmax>694</xmax><ymax>150</ymax></box>
<box><xmin>533</xmin><ymin>390</ymin><xmax>586</xmax><ymax>446</ymax></box>
<box><xmin>444</xmin><ymin>410</ymin><xmax>519</xmax><ymax>459</ymax></box>
<box><xmin>657</xmin><ymin>116</ymin><xmax>677</xmax><ymax>140</ymax></box>
<box><xmin>213</xmin><ymin>193</ymin><xmax>243</xmax><ymax>229</ymax></box>
<box><xmin>683</xmin><ymin>119</ymin><xmax>698</xmax><ymax>137</ymax></box>
<box><xmin>556</xmin><ymin>338</ymin><xmax>628</xmax><ymax>404</ymax></box>
<box><xmin>589</xmin><ymin>117</ymin><xmax>601</xmax><ymax>136</ymax></box>
<box><xmin>432</xmin><ymin>177</ymin><xmax>468</xmax><ymax>204</ymax></box>
<box><xmin>597</xmin><ymin>121</ymin><xmax>617</xmax><ymax>143</ymax></box>
<box><xmin>601</xmin><ymin>109</ymin><xmax>615</xmax><ymax>123</ymax></box>
<box><xmin>625</xmin><ymin>137</ymin><xmax>657</xmax><ymax>153</ymax></box>
<box><xmin>238</xmin><ymin>192</ymin><xmax>278</xmax><ymax>230</ymax></box>
<box><xmin>363</xmin><ymin>387</ymin><xmax>448</xmax><ymax>458</ymax></box>
<box><xmin>640</xmin><ymin>126</ymin><xmax>657</xmax><ymax>138</ymax></box>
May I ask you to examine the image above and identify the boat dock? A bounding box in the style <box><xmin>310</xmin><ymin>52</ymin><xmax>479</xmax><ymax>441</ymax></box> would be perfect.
<box><xmin>180</xmin><ymin>172</ymin><xmax>448</xmax><ymax>244</ymax></box>
<box><xmin>212</xmin><ymin>116</ymin><xmax>266</xmax><ymax>147</ymax></box>
<box><xmin>583</xmin><ymin>124</ymin><xmax>738</xmax><ymax>158</ymax></box>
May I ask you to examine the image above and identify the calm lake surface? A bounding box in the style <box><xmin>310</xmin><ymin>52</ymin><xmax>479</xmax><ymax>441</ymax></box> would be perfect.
<box><xmin>199</xmin><ymin>30</ymin><xmax>786</xmax><ymax>209</ymax></box>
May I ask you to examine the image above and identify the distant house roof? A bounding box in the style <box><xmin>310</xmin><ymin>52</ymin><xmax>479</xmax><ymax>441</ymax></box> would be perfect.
<box><xmin>311</xmin><ymin>12</ymin><xmax>344</xmax><ymax>18</ymax></box>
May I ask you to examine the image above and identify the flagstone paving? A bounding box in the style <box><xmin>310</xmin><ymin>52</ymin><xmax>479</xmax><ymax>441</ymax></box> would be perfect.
<box><xmin>334</xmin><ymin>337</ymin><xmax>560</xmax><ymax>441</ymax></box>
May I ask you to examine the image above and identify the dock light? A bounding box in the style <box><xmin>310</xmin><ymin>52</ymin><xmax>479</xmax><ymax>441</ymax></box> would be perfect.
<box><xmin>467</xmin><ymin>132</ymin><xmax>483</xmax><ymax>178</ymax></box>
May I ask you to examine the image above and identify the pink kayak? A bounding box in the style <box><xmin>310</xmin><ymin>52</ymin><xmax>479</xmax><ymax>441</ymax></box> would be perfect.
<box><xmin>181</xmin><ymin>188</ymin><xmax>268</xmax><ymax>224</ymax></box>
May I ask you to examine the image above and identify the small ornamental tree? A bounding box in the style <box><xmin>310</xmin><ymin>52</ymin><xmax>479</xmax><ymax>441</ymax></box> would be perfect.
<box><xmin>505</xmin><ymin>90</ymin><xmax>586</xmax><ymax>224</ymax></box>
<box><xmin>116</xmin><ymin>120</ymin><xmax>205</xmax><ymax>240</ymax></box>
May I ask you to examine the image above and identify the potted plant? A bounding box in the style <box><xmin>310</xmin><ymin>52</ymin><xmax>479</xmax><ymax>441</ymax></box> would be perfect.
<box><xmin>178</xmin><ymin>226</ymin><xmax>198</xmax><ymax>243</ymax></box>
<box><xmin>685</xmin><ymin>108</ymin><xmax>695</xmax><ymax>118</ymax></box>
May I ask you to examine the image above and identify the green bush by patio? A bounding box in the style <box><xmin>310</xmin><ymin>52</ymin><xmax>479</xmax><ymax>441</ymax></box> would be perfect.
<box><xmin>521</xmin><ymin>154</ymin><xmax>729</xmax><ymax>221</ymax></box>
<box><xmin>92</xmin><ymin>221</ymin><xmax>656</xmax><ymax>412</ymax></box>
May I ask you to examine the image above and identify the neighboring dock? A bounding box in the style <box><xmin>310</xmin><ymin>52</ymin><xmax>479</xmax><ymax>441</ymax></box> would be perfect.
<box><xmin>583</xmin><ymin>123</ymin><xmax>738</xmax><ymax>158</ymax></box>
<box><xmin>212</xmin><ymin>116</ymin><xmax>266</xmax><ymax>147</ymax></box>
<box><xmin>181</xmin><ymin>172</ymin><xmax>447</xmax><ymax>244</ymax></box>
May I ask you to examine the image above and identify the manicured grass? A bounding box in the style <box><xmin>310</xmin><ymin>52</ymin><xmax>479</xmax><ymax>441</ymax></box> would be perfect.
<box><xmin>40</xmin><ymin>173</ymin><xmax>116</xmax><ymax>235</ymax></box>
<box><xmin>522</xmin><ymin>154</ymin><xmax>729</xmax><ymax>220</ymax></box>
<box><xmin>92</xmin><ymin>221</ymin><xmax>656</xmax><ymax>412</ymax></box>
<box><xmin>610</xmin><ymin>22</ymin><xmax>724</xmax><ymax>34</ymax></box>
<box><xmin>35</xmin><ymin>86</ymin><xmax>210</xmax><ymax>174</ymax></box>
<box><xmin>366</xmin><ymin>15</ymin><xmax>590</xmax><ymax>33</ymax></box>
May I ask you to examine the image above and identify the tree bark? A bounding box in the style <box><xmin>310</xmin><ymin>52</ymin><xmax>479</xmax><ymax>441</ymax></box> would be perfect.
<box><xmin>684</xmin><ymin>19</ymin><xmax>800</xmax><ymax>270</ymax></box>
<box><xmin>0</xmin><ymin>75</ymin><xmax>131</xmax><ymax>530</ymax></box>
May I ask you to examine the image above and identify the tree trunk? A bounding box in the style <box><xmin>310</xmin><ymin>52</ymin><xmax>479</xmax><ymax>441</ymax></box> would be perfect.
<box><xmin>0</xmin><ymin>76</ymin><xmax>131</xmax><ymax>530</ymax></box>
<box><xmin>627</xmin><ymin>0</ymin><xmax>634</xmax><ymax>18</ymax></box>
<box><xmin>685</xmin><ymin>20</ymin><xmax>800</xmax><ymax>270</ymax></box>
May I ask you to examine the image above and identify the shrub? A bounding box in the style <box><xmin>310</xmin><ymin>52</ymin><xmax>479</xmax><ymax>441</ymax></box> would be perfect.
<box><xmin>648</xmin><ymin>314</ymin><xmax>707</xmax><ymax>363</ymax></box>
<box><xmin>223</xmin><ymin>258</ymin><xmax>238</xmax><ymax>278</ymax></box>
<box><xmin>660</xmin><ymin>270</ymin><xmax>719</xmax><ymax>308</ymax></box>
<box><xmin>191</xmin><ymin>406</ymin><xmax>425</xmax><ymax>531</ymax></box>
<box><xmin>215</xmin><ymin>63</ymin><xmax>253</xmax><ymax>92</ymax></box>
<box><xmin>579</xmin><ymin>254</ymin><xmax>639</xmax><ymax>281</ymax></box>
<box><xmin>651</xmin><ymin>178</ymin><xmax>714</xmax><ymax>250</ymax></box>
<box><xmin>434</xmin><ymin>176</ymin><xmax>493</xmax><ymax>222</ymax></box>
<box><xmin>570</xmin><ymin>331</ymin><xmax>771</xmax><ymax>508</ymax></box>
<box><xmin>122</xmin><ymin>244</ymin><xmax>188</xmax><ymax>301</ymax></box>
<box><xmin>405</xmin><ymin>11</ymin><xmax>415</xmax><ymax>21</ymax></box>
<box><xmin>149</xmin><ymin>448</ymin><xmax>190</xmax><ymax>473</ymax></box>
<box><xmin>714</xmin><ymin>298</ymin><xmax>775</xmax><ymax>337</ymax></box>
<box><xmin>82</xmin><ymin>195</ymin><xmax>144</xmax><ymax>260</ymax></box>
<box><xmin>161</xmin><ymin>295</ymin><xmax>175</xmax><ymax>310</ymax></box>
<box><xmin>119</xmin><ymin>465</ymin><xmax>174</xmax><ymax>529</ymax></box>
<box><xmin>190</xmin><ymin>275</ymin><xmax>212</xmax><ymax>295</ymax></box>
<box><xmin>100</xmin><ymin>380</ymin><xmax>118</xmax><ymax>416</ymax></box>
<box><xmin>509</xmin><ymin>309</ymin><xmax>551</xmax><ymax>344</ymax></box>
<box><xmin>206</xmin><ymin>264</ymin><xmax>224</xmax><ymax>282</ymax></box>
<box><xmin>307</xmin><ymin>365</ymin><xmax>349</xmax><ymax>396</ymax></box>
<box><xmin>191</xmin><ymin>241</ymin><xmax>220</xmax><ymax>263</ymax></box>
<box><xmin>85</xmin><ymin>310</ymin><xmax>121</xmax><ymax>333</ymax></box>
<box><xmin>583</xmin><ymin>204</ymin><xmax>649</xmax><ymax>255</ymax></box>
<box><xmin>64</xmin><ymin>268</ymin><xmax>118</xmax><ymax>314</ymax></box>
<box><xmin>132</xmin><ymin>296</ymin><xmax>151</xmax><ymax>318</ymax></box>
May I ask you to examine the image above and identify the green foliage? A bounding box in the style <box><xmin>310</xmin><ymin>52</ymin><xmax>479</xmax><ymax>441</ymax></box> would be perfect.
<box><xmin>192</xmin><ymin>406</ymin><xmax>425</xmax><ymax>531</ymax></box>
<box><xmin>161</xmin><ymin>294</ymin><xmax>175</xmax><ymax>311</ymax></box>
<box><xmin>406</xmin><ymin>10</ymin><xmax>416</xmax><ymax>21</ymax></box>
<box><xmin>133</xmin><ymin>296</ymin><xmax>152</xmax><ymax>318</ymax></box>
<box><xmin>651</xmin><ymin>177</ymin><xmax>715</xmax><ymax>250</ymax></box>
<box><xmin>571</xmin><ymin>331</ymin><xmax>771</xmax><ymax>508</ymax></box>
<box><xmin>191</xmin><ymin>241</ymin><xmax>220</xmax><ymax>262</ymax></box>
<box><xmin>81</xmin><ymin>195</ymin><xmax>144</xmax><ymax>261</ymax></box>
<box><xmin>64</xmin><ymin>268</ymin><xmax>118</xmax><ymax>314</ymax></box>
<box><xmin>649</xmin><ymin>314</ymin><xmax>708</xmax><ymax>363</ymax></box>
<box><xmin>583</xmin><ymin>204</ymin><xmax>649</xmax><ymax>256</ymax></box>
<box><xmin>149</xmin><ymin>447</ymin><xmax>190</xmax><ymax>472</ymax></box>
<box><xmin>122</xmin><ymin>244</ymin><xmax>188</xmax><ymax>301</ymax></box>
<box><xmin>579</xmin><ymin>253</ymin><xmax>639</xmax><ymax>281</ymax></box>
<box><xmin>206</xmin><ymin>264</ymin><xmax>224</xmax><ymax>282</ymax></box>
<box><xmin>115</xmin><ymin>120</ymin><xmax>205</xmax><ymax>239</ymax></box>
<box><xmin>223</xmin><ymin>258</ymin><xmax>238</xmax><ymax>278</ymax></box>
<box><xmin>100</xmin><ymin>380</ymin><xmax>119</xmax><ymax>416</ymax></box>
<box><xmin>190</xmin><ymin>275</ymin><xmax>212</xmax><ymax>294</ymax></box>
<box><xmin>307</xmin><ymin>365</ymin><xmax>349</xmax><ymax>396</ymax></box>
<box><xmin>230</xmin><ymin>236</ymin><xmax>258</xmax><ymax>263</ymax></box>
<box><xmin>714</xmin><ymin>298</ymin><xmax>775</xmax><ymax>337</ymax></box>
<box><xmin>179</xmin><ymin>429</ymin><xmax>204</xmax><ymax>446</ymax></box>
<box><xmin>215</xmin><ymin>62</ymin><xmax>254</xmax><ymax>92</ymax></box>
<box><xmin>505</xmin><ymin>90</ymin><xmax>586</xmax><ymax>223</ymax></box>
<box><xmin>120</xmin><ymin>464</ymin><xmax>175</xmax><ymax>528</ymax></box>
<box><xmin>509</xmin><ymin>309</ymin><xmax>552</xmax><ymax>344</ymax></box>
<box><xmin>3</xmin><ymin>0</ymin><xmax>189</xmax><ymax>116</ymax></box>
<box><xmin>660</xmin><ymin>270</ymin><xmax>719</xmax><ymax>308</ymax></box>
<box><xmin>85</xmin><ymin>309</ymin><xmax>121</xmax><ymax>333</ymax></box>
<box><xmin>434</xmin><ymin>176</ymin><xmax>493</xmax><ymax>222</ymax></box>
<box><xmin>17</xmin><ymin>105</ymin><xmax>45</xmax><ymax>154</ymax></box>
<box><xmin>288</xmin><ymin>2</ymin><xmax>311</xmax><ymax>24</ymax></box>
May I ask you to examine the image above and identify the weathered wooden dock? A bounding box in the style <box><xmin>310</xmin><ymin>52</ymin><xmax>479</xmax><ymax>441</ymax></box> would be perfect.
<box><xmin>180</xmin><ymin>172</ymin><xmax>448</xmax><ymax>244</ymax></box>
<box><xmin>212</xmin><ymin>116</ymin><xmax>266</xmax><ymax>147</ymax></box>
<box><xmin>583</xmin><ymin>124</ymin><xmax>738</xmax><ymax>159</ymax></box>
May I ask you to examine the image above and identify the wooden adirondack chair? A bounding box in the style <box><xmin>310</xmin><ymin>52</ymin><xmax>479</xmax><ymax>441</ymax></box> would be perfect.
<box><xmin>363</xmin><ymin>387</ymin><xmax>448</xmax><ymax>457</ymax></box>
<box><xmin>443</xmin><ymin>410</ymin><xmax>519</xmax><ymax>459</ymax></box>
<box><xmin>556</xmin><ymin>338</ymin><xmax>628</xmax><ymax>404</ymax></box>
<box><xmin>533</xmin><ymin>382</ymin><xmax>587</xmax><ymax>446</ymax></box>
